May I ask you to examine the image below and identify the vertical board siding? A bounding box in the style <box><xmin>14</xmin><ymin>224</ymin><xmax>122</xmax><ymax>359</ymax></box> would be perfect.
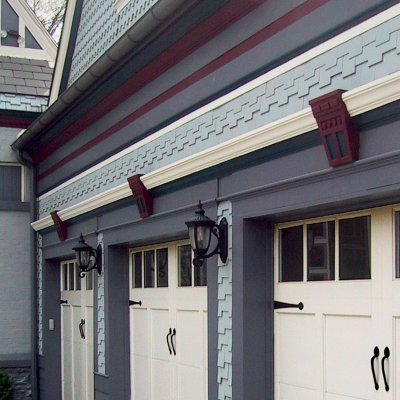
<box><xmin>217</xmin><ymin>201</ymin><xmax>233</xmax><ymax>400</ymax></box>
<box><xmin>97</xmin><ymin>233</ymin><xmax>106</xmax><ymax>374</ymax></box>
<box><xmin>37</xmin><ymin>233</ymin><xmax>43</xmax><ymax>356</ymax></box>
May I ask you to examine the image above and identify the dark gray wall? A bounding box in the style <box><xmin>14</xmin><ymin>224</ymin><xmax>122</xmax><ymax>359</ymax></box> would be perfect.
<box><xmin>36</xmin><ymin>0</ymin><xmax>396</xmax><ymax>193</ymax></box>
<box><xmin>38</xmin><ymin>259</ymin><xmax>61</xmax><ymax>400</ymax></box>
<box><xmin>231</xmin><ymin>217</ymin><xmax>273</xmax><ymax>400</ymax></box>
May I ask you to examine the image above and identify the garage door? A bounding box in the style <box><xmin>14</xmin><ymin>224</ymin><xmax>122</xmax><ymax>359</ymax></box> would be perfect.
<box><xmin>274</xmin><ymin>205</ymin><xmax>400</xmax><ymax>400</ymax></box>
<box><xmin>60</xmin><ymin>261</ymin><xmax>94</xmax><ymax>400</ymax></box>
<box><xmin>275</xmin><ymin>207</ymin><xmax>400</xmax><ymax>400</ymax></box>
<box><xmin>129</xmin><ymin>241</ymin><xmax>208</xmax><ymax>400</ymax></box>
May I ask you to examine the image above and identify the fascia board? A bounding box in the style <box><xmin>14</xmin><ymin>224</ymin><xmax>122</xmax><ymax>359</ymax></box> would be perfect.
<box><xmin>49</xmin><ymin>0</ymin><xmax>77</xmax><ymax>105</ymax></box>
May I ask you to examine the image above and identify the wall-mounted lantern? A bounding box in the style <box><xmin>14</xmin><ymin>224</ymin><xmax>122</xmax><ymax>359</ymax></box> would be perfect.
<box><xmin>72</xmin><ymin>234</ymin><xmax>102</xmax><ymax>278</ymax></box>
<box><xmin>185</xmin><ymin>201</ymin><xmax>228</xmax><ymax>267</ymax></box>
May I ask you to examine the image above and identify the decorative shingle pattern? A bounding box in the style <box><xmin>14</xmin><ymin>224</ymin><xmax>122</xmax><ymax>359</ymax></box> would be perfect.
<box><xmin>37</xmin><ymin>233</ymin><xmax>43</xmax><ymax>355</ymax></box>
<box><xmin>0</xmin><ymin>93</ymin><xmax>48</xmax><ymax>112</ymax></box>
<box><xmin>96</xmin><ymin>233</ymin><xmax>106</xmax><ymax>374</ymax></box>
<box><xmin>68</xmin><ymin>0</ymin><xmax>160</xmax><ymax>85</ymax></box>
<box><xmin>217</xmin><ymin>201</ymin><xmax>232</xmax><ymax>400</ymax></box>
<box><xmin>39</xmin><ymin>17</ymin><xmax>400</xmax><ymax>217</ymax></box>
<box><xmin>0</xmin><ymin>56</ymin><xmax>52</xmax><ymax>97</ymax></box>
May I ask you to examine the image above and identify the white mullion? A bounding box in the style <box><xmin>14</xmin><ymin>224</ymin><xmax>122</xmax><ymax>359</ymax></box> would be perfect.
<box><xmin>18</xmin><ymin>18</ymin><xmax>25</xmax><ymax>48</ymax></box>
<box><xmin>335</xmin><ymin>219</ymin><xmax>339</xmax><ymax>281</ymax></box>
<box><xmin>20</xmin><ymin>165</ymin><xmax>25</xmax><ymax>202</ymax></box>
<box><xmin>274</xmin><ymin>227</ymin><xmax>280</xmax><ymax>284</ymax></box>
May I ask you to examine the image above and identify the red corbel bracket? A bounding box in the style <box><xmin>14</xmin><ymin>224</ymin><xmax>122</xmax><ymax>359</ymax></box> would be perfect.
<box><xmin>50</xmin><ymin>211</ymin><xmax>68</xmax><ymax>241</ymax></box>
<box><xmin>309</xmin><ymin>89</ymin><xmax>359</xmax><ymax>167</ymax></box>
<box><xmin>127</xmin><ymin>174</ymin><xmax>153</xmax><ymax>218</ymax></box>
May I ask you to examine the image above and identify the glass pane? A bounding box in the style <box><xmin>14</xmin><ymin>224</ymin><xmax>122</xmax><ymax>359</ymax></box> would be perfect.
<box><xmin>86</xmin><ymin>269</ymin><xmax>93</xmax><ymax>290</ymax></box>
<box><xmin>157</xmin><ymin>248</ymin><xmax>168</xmax><ymax>287</ymax></box>
<box><xmin>307</xmin><ymin>221</ymin><xmax>335</xmax><ymax>281</ymax></box>
<box><xmin>75</xmin><ymin>264</ymin><xmax>81</xmax><ymax>290</ymax></box>
<box><xmin>68</xmin><ymin>263</ymin><xmax>75</xmax><ymax>290</ymax></box>
<box><xmin>144</xmin><ymin>250</ymin><xmax>155</xmax><ymax>288</ymax></box>
<box><xmin>194</xmin><ymin>259</ymin><xmax>207</xmax><ymax>287</ymax></box>
<box><xmin>279</xmin><ymin>226</ymin><xmax>303</xmax><ymax>282</ymax></box>
<box><xmin>133</xmin><ymin>253</ymin><xmax>142</xmax><ymax>288</ymax></box>
<box><xmin>178</xmin><ymin>245</ymin><xmax>192</xmax><ymax>287</ymax></box>
<box><xmin>63</xmin><ymin>264</ymin><xmax>68</xmax><ymax>291</ymax></box>
<box><xmin>339</xmin><ymin>216</ymin><xmax>371</xmax><ymax>280</ymax></box>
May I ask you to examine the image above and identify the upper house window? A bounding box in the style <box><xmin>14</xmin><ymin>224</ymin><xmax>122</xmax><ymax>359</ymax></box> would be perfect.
<box><xmin>0</xmin><ymin>164</ymin><xmax>22</xmax><ymax>201</ymax></box>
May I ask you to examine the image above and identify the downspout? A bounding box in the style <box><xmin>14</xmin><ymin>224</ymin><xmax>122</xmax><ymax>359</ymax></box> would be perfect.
<box><xmin>14</xmin><ymin>148</ymin><xmax>38</xmax><ymax>400</ymax></box>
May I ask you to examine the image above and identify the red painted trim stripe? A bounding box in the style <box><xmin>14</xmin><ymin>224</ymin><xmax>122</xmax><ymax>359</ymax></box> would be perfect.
<box><xmin>38</xmin><ymin>0</ymin><xmax>330</xmax><ymax>181</ymax></box>
<box><xmin>0</xmin><ymin>117</ymin><xmax>36</xmax><ymax>129</ymax></box>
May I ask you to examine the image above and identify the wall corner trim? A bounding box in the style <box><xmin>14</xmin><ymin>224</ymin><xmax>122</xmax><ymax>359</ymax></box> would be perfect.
<box><xmin>127</xmin><ymin>174</ymin><xmax>153</xmax><ymax>218</ymax></box>
<box><xmin>310</xmin><ymin>89</ymin><xmax>359</xmax><ymax>167</ymax></box>
<box><xmin>50</xmin><ymin>210</ymin><xmax>68</xmax><ymax>241</ymax></box>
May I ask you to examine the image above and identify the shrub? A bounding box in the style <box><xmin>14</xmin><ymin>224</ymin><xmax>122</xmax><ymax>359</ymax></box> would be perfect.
<box><xmin>0</xmin><ymin>372</ymin><xmax>11</xmax><ymax>400</ymax></box>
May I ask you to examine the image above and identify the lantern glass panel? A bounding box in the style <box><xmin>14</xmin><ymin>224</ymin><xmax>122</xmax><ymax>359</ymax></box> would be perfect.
<box><xmin>78</xmin><ymin>248</ymin><xmax>91</xmax><ymax>269</ymax></box>
<box><xmin>196</xmin><ymin>224</ymin><xmax>212</xmax><ymax>252</ymax></box>
<box><xmin>188</xmin><ymin>226</ymin><xmax>197</xmax><ymax>251</ymax></box>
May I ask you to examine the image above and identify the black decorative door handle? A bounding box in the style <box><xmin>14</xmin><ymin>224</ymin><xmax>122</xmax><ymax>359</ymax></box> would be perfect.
<box><xmin>79</xmin><ymin>319</ymin><xmax>86</xmax><ymax>339</ymax></box>
<box><xmin>371</xmin><ymin>346</ymin><xmax>379</xmax><ymax>390</ymax></box>
<box><xmin>381</xmin><ymin>346</ymin><xmax>390</xmax><ymax>392</ymax></box>
<box><xmin>166</xmin><ymin>328</ymin><xmax>172</xmax><ymax>355</ymax></box>
<box><xmin>129</xmin><ymin>300</ymin><xmax>142</xmax><ymax>306</ymax></box>
<box><xmin>171</xmin><ymin>328</ymin><xmax>176</xmax><ymax>356</ymax></box>
<box><xmin>274</xmin><ymin>301</ymin><xmax>304</xmax><ymax>310</ymax></box>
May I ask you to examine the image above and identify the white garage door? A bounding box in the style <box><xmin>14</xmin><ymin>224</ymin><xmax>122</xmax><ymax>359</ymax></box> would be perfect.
<box><xmin>274</xmin><ymin>205</ymin><xmax>400</xmax><ymax>400</ymax></box>
<box><xmin>129</xmin><ymin>241</ymin><xmax>208</xmax><ymax>400</ymax></box>
<box><xmin>61</xmin><ymin>261</ymin><xmax>94</xmax><ymax>400</ymax></box>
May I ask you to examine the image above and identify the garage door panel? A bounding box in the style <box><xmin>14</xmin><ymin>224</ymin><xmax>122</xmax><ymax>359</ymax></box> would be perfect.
<box><xmin>131</xmin><ymin>309</ymin><xmax>149</xmax><ymax>357</ymax></box>
<box><xmin>132</xmin><ymin>354</ymin><xmax>150</xmax><ymax>400</ymax></box>
<box><xmin>177</xmin><ymin>365</ymin><xmax>204</xmax><ymax>400</ymax></box>
<box><xmin>152</xmin><ymin>309</ymin><xmax>171</xmax><ymax>361</ymax></box>
<box><xmin>325</xmin><ymin>315</ymin><xmax>375</xmax><ymax>399</ymax></box>
<box><xmin>152</xmin><ymin>359</ymin><xmax>172</xmax><ymax>400</ymax></box>
<box><xmin>278</xmin><ymin>383</ymin><xmax>322</xmax><ymax>400</ymax></box>
<box><xmin>176</xmin><ymin>310</ymin><xmax>204</xmax><ymax>367</ymax></box>
<box><xmin>276</xmin><ymin>312</ymin><xmax>321</xmax><ymax>391</ymax></box>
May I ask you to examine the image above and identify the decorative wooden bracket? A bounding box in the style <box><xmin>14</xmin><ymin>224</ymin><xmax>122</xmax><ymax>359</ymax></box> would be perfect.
<box><xmin>127</xmin><ymin>174</ymin><xmax>153</xmax><ymax>218</ymax></box>
<box><xmin>309</xmin><ymin>89</ymin><xmax>359</xmax><ymax>167</ymax></box>
<box><xmin>50</xmin><ymin>211</ymin><xmax>68</xmax><ymax>241</ymax></box>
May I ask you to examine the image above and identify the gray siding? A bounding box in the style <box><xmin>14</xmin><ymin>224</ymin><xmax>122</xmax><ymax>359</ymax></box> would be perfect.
<box><xmin>0</xmin><ymin>211</ymin><xmax>31</xmax><ymax>358</ymax></box>
<box><xmin>0</xmin><ymin>127</ymin><xmax>20</xmax><ymax>162</ymax></box>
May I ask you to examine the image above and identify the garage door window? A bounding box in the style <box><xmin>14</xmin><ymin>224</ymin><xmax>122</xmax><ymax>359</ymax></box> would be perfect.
<box><xmin>279</xmin><ymin>214</ymin><xmax>371</xmax><ymax>282</ymax></box>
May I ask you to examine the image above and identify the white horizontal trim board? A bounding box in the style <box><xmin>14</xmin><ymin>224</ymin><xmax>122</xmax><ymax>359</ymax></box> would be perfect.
<box><xmin>31</xmin><ymin>70</ymin><xmax>400</xmax><ymax>231</ymax></box>
<box><xmin>38</xmin><ymin>3</ymin><xmax>400</xmax><ymax>201</ymax></box>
